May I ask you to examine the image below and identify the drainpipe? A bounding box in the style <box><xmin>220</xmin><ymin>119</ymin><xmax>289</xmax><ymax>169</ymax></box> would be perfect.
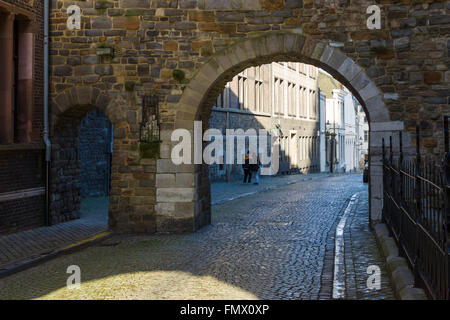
<box><xmin>43</xmin><ymin>0</ymin><xmax>52</xmax><ymax>226</ymax></box>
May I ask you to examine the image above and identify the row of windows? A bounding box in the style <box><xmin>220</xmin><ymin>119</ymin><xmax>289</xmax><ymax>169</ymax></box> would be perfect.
<box><xmin>278</xmin><ymin>62</ymin><xmax>317</xmax><ymax>79</ymax></box>
<box><xmin>274</xmin><ymin>78</ymin><xmax>316</xmax><ymax>119</ymax></box>
<box><xmin>216</xmin><ymin>74</ymin><xmax>269</xmax><ymax>114</ymax></box>
<box><xmin>279</xmin><ymin>136</ymin><xmax>319</xmax><ymax>164</ymax></box>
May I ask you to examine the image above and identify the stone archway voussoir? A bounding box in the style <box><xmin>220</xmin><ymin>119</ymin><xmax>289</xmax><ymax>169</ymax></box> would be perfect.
<box><xmin>95</xmin><ymin>93</ymin><xmax>111</xmax><ymax>111</ymax></box>
<box><xmin>201</xmin><ymin>62</ymin><xmax>225</xmax><ymax>82</ymax></box>
<box><xmin>175</xmin><ymin>103</ymin><xmax>197</xmax><ymax>117</ymax></box>
<box><xmin>180</xmin><ymin>88</ymin><xmax>204</xmax><ymax>108</ymax></box>
<box><xmin>310</xmin><ymin>41</ymin><xmax>327</xmax><ymax>61</ymax></box>
<box><xmin>284</xmin><ymin>33</ymin><xmax>297</xmax><ymax>53</ymax></box>
<box><xmin>337</xmin><ymin>57</ymin><xmax>363</xmax><ymax>84</ymax></box>
<box><xmin>350</xmin><ymin>71</ymin><xmax>372</xmax><ymax>92</ymax></box>
<box><xmin>359</xmin><ymin>82</ymin><xmax>381</xmax><ymax>103</ymax></box>
<box><xmin>264</xmin><ymin>33</ymin><xmax>285</xmax><ymax>56</ymax></box>
<box><xmin>301</xmin><ymin>37</ymin><xmax>320</xmax><ymax>58</ymax></box>
<box><xmin>52</xmin><ymin>95</ymin><xmax>69</xmax><ymax>116</ymax></box>
<box><xmin>75</xmin><ymin>86</ymin><xmax>93</xmax><ymax>107</ymax></box>
<box><xmin>319</xmin><ymin>46</ymin><xmax>347</xmax><ymax>72</ymax></box>
<box><xmin>242</xmin><ymin>39</ymin><xmax>259</xmax><ymax>61</ymax></box>
<box><xmin>365</xmin><ymin>95</ymin><xmax>390</xmax><ymax>122</ymax></box>
<box><xmin>210</xmin><ymin>54</ymin><xmax>233</xmax><ymax>75</ymax></box>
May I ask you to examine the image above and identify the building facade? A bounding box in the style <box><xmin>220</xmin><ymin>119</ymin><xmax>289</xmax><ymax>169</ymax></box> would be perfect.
<box><xmin>357</xmin><ymin>105</ymin><xmax>369</xmax><ymax>168</ymax></box>
<box><xmin>319</xmin><ymin>70</ymin><xmax>366</xmax><ymax>173</ymax></box>
<box><xmin>209</xmin><ymin>62</ymin><xmax>320</xmax><ymax>182</ymax></box>
<box><xmin>0</xmin><ymin>1</ymin><xmax>441</xmax><ymax>233</ymax></box>
<box><xmin>0</xmin><ymin>0</ymin><xmax>45</xmax><ymax>235</ymax></box>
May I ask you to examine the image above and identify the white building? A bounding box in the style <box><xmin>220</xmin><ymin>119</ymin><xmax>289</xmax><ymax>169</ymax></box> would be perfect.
<box><xmin>318</xmin><ymin>70</ymin><xmax>366</xmax><ymax>173</ymax></box>
<box><xmin>209</xmin><ymin>62</ymin><xmax>320</xmax><ymax>181</ymax></box>
<box><xmin>357</xmin><ymin>105</ymin><xmax>369</xmax><ymax>168</ymax></box>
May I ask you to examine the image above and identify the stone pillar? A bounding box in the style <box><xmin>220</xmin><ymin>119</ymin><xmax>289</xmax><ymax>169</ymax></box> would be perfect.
<box><xmin>0</xmin><ymin>13</ymin><xmax>14</xmax><ymax>144</ymax></box>
<box><xmin>16</xmin><ymin>20</ymin><xmax>34</xmax><ymax>143</ymax></box>
<box><xmin>369</xmin><ymin>121</ymin><xmax>408</xmax><ymax>224</ymax></box>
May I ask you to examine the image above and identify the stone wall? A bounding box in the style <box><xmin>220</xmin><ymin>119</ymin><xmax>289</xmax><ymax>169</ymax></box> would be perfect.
<box><xmin>49</xmin><ymin>0</ymin><xmax>449</xmax><ymax>233</ymax></box>
<box><xmin>79</xmin><ymin>109</ymin><xmax>112</xmax><ymax>198</ymax></box>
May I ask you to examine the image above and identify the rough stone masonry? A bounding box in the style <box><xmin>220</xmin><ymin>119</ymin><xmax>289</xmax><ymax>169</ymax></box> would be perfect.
<box><xmin>49</xmin><ymin>0</ymin><xmax>449</xmax><ymax>234</ymax></box>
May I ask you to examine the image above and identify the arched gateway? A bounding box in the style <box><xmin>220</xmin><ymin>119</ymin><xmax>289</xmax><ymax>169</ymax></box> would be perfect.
<box><xmin>48</xmin><ymin>1</ymin><xmax>449</xmax><ymax>234</ymax></box>
<box><xmin>160</xmin><ymin>32</ymin><xmax>406</xmax><ymax>232</ymax></box>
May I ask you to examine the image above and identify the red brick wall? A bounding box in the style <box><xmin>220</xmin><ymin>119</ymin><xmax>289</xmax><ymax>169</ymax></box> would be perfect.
<box><xmin>0</xmin><ymin>0</ymin><xmax>45</xmax><ymax>235</ymax></box>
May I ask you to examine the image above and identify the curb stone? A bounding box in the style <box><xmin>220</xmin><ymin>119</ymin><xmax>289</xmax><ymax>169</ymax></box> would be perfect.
<box><xmin>0</xmin><ymin>231</ymin><xmax>112</xmax><ymax>280</ymax></box>
<box><xmin>373</xmin><ymin>223</ymin><xmax>427</xmax><ymax>300</ymax></box>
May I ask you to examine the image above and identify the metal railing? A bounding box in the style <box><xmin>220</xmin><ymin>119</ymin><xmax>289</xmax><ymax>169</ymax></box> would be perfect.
<box><xmin>382</xmin><ymin>117</ymin><xmax>449</xmax><ymax>300</ymax></box>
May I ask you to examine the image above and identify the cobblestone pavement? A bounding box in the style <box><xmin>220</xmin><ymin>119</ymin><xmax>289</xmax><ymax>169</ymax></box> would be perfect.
<box><xmin>344</xmin><ymin>192</ymin><xmax>395</xmax><ymax>299</ymax></box>
<box><xmin>211</xmin><ymin>172</ymin><xmax>333</xmax><ymax>205</ymax></box>
<box><xmin>0</xmin><ymin>175</ymin><xmax>394</xmax><ymax>300</ymax></box>
<box><xmin>0</xmin><ymin>197</ymin><xmax>108</xmax><ymax>270</ymax></box>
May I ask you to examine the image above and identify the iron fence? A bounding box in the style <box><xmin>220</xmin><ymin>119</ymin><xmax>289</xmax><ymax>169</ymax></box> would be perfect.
<box><xmin>382</xmin><ymin>116</ymin><xmax>449</xmax><ymax>300</ymax></box>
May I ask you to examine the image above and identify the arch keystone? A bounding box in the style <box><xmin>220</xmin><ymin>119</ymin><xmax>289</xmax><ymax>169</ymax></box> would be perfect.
<box><xmin>284</xmin><ymin>33</ymin><xmax>297</xmax><ymax>53</ymax></box>
<box><xmin>76</xmin><ymin>86</ymin><xmax>93</xmax><ymax>106</ymax></box>
<box><xmin>264</xmin><ymin>33</ymin><xmax>285</xmax><ymax>56</ymax></box>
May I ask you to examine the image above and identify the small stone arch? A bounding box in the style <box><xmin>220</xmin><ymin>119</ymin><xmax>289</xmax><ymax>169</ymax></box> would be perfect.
<box><xmin>159</xmin><ymin>32</ymin><xmax>407</xmax><ymax>232</ymax></box>
<box><xmin>51</xmin><ymin>86</ymin><xmax>127</xmax><ymax>127</ymax></box>
<box><xmin>49</xmin><ymin>86</ymin><xmax>129</xmax><ymax>228</ymax></box>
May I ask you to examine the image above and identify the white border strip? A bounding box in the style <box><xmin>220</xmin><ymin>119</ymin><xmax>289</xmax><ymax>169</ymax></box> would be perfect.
<box><xmin>332</xmin><ymin>193</ymin><xmax>359</xmax><ymax>299</ymax></box>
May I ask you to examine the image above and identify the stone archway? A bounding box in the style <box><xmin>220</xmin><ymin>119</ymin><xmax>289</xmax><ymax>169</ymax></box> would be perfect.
<box><xmin>50</xmin><ymin>86</ymin><xmax>132</xmax><ymax>231</ymax></box>
<box><xmin>157</xmin><ymin>32</ymin><xmax>408</xmax><ymax>232</ymax></box>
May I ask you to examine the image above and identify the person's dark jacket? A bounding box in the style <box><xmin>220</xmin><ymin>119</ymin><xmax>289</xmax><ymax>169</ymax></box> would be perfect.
<box><xmin>250</xmin><ymin>158</ymin><xmax>260</xmax><ymax>172</ymax></box>
<box><xmin>242</xmin><ymin>154</ymin><xmax>250</xmax><ymax>170</ymax></box>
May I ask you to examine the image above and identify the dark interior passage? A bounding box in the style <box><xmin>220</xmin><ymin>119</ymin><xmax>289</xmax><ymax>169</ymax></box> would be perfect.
<box><xmin>79</xmin><ymin>109</ymin><xmax>113</xmax><ymax>199</ymax></box>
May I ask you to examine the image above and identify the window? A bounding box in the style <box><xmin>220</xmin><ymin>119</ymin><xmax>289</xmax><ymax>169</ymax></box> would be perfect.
<box><xmin>259</xmin><ymin>81</ymin><xmax>264</xmax><ymax>112</ymax></box>
<box><xmin>243</xmin><ymin>78</ymin><xmax>248</xmax><ymax>110</ymax></box>
<box><xmin>238</xmin><ymin>76</ymin><xmax>244</xmax><ymax>109</ymax></box>
<box><xmin>310</xmin><ymin>90</ymin><xmax>316</xmax><ymax>119</ymax></box>
<box><xmin>216</xmin><ymin>92</ymin><xmax>223</xmax><ymax>108</ymax></box>
<box><xmin>299</xmin><ymin>63</ymin><xmax>305</xmax><ymax>75</ymax></box>
<box><xmin>238</xmin><ymin>75</ymin><xmax>248</xmax><ymax>110</ymax></box>
<box><xmin>288</xmin><ymin>83</ymin><xmax>295</xmax><ymax>117</ymax></box>
<box><xmin>364</xmin><ymin>130</ymin><xmax>369</xmax><ymax>142</ymax></box>
<box><xmin>275</xmin><ymin>79</ymin><xmax>284</xmax><ymax>115</ymax></box>
<box><xmin>254</xmin><ymin>67</ymin><xmax>263</xmax><ymax>113</ymax></box>
<box><xmin>274</xmin><ymin>78</ymin><xmax>279</xmax><ymax>114</ymax></box>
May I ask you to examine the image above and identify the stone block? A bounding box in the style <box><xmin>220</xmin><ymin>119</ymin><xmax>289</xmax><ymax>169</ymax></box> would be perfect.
<box><xmin>156</xmin><ymin>173</ymin><xmax>176</xmax><ymax>187</ymax></box>
<box><xmin>155</xmin><ymin>202</ymin><xmax>175</xmax><ymax>217</ymax></box>
<box><xmin>156</xmin><ymin>188</ymin><xmax>195</xmax><ymax>202</ymax></box>
<box><xmin>175</xmin><ymin>173</ymin><xmax>195</xmax><ymax>187</ymax></box>
<box><xmin>392</xmin><ymin>266</ymin><xmax>415</xmax><ymax>292</ymax></box>
<box><xmin>386</xmin><ymin>255</ymin><xmax>408</xmax><ymax>274</ymax></box>
<box><xmin>381</xmin><ymin>237</ymin><xmax>399</xmax><ymax>259</ymax></box>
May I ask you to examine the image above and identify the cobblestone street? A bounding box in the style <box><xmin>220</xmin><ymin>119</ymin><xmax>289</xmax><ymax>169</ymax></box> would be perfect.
<box><xmin>0</xmin><ymin>174</ymin><xmax>394</xmax><ymax>300</ymax></box>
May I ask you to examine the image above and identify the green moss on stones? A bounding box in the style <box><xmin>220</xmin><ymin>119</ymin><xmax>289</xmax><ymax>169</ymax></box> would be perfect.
<box><xmin>139</xmin><ymin>142</ymin><xmax>160</xmax><ymax>159</ymax></box>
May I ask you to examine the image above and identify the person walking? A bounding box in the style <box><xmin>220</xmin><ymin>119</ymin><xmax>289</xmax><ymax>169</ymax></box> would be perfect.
<box><xmin>243</xmin><ymin>151</ymin><xmax>252</xmax><ymax>184</ymax></box>
<box><xmin>250</xmin><ymin>153</ymin><xmax>261</xmax><ymax>185</ymax></box>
